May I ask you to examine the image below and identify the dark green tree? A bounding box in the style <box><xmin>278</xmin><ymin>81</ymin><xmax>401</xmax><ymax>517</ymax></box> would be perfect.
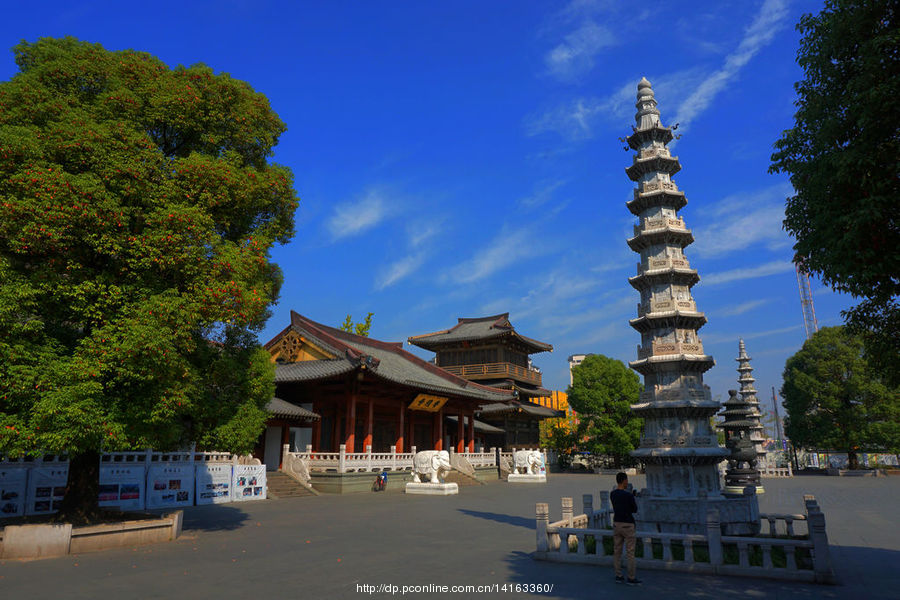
<box><xmin>770</xmin><ymin>0</ymin><xmax>900</xmax><ymax>384</ymax></box>
<box><xmin>781</xmin><ymin>327</ymin><xmax>899</xmax><ymax>469</ymax></box>
<box><xmin>566</xmin><ymin>354</ymin><xmax>643</xmax><ymax>468</ymax></box>
<box><xmin>0</xmin><ymin>38</ymin><xmax>299</xmax><ymax>521</ymax></box>
<box><xmin>339</xmin><ymin>312</ymin><xmax>373</xmax><ymax>337</ymax></box>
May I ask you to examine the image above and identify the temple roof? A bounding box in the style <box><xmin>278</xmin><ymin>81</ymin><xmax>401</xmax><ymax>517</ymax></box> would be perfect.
<box><xmin>267</xmin><ymin>311</ymin><xmax>514</xmax><ymax>404</ymax></box>
<box><xmin>477</xmin><ymin>400</ymin><xmax>564</xmax><ymax>419</ymax></box>
<box><xmin>444</xmin><ymin>414</ymin><xmax>505</xmax><ymax>434</ymax></box>
<box><xmin>266</xmin><ymin>397</ymin><xmax>321</xmax><ymax>421</ymax></box>
<box><xmin>408</xmin><ymin>313</ymin><xmax>552</xmax><ymax>353</ymax></box>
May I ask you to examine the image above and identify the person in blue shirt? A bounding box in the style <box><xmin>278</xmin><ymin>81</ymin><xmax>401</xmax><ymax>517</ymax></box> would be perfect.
<box><xmin>610</xmin><ymin>472</ymin><xmax>641</xmax><ymax>585</ymax></box>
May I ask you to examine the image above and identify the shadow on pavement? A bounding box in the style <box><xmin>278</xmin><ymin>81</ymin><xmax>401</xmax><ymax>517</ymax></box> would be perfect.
<box><xmin>458</xmin><ymin>508</ymin><xmax>534</xmax><ymax>529</ymax></box>
<box><xmin>180</xmin><ymin>503</ymin><xmax>249</xmax><ymax>531</ymax></box>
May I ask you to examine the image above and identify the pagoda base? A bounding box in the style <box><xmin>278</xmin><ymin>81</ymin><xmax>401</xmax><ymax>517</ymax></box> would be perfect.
<box><xmin>724</xmin><ymin>484</ymin><xmax>764</xmax><ymax>496</ymax></box>
<box><xmin>507</xmin><ymin>473</ymin><xmax>547</xmax><ymax>483</ymax></box>
<box><xmin>635</xmin><ymin>489</ymin><xmax>760</xmax><ymax>535</ymax></box>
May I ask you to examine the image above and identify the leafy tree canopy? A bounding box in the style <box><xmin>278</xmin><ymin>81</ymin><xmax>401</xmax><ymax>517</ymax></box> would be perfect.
<box><xmin>0</xmin><ymin>37</ymin><xmax>299</xmax><ymax>464</ymax></box>
<box><xmin>339</xmin><ymin>312</ymin><xmax>373</xmax><ymax>337</ymax></box>
<box><xmin>770</xmin><ymin>0</ymin><xmax>900</xmax><ymax>383</ymax></box>
<box><xmin>781</xmin><ymin>326</ymin><xmax>899</xmax><ymax>469</ymax></box>
<box><xmin>566</xmin><ymin>354</ymin><xmax>643</xmax><ymax>466</ymax></box>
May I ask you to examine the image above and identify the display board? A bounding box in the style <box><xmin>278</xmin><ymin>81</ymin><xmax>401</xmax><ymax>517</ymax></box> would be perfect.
<box><xmin>25</xmin><ymin>465</ymin><xmax>69</xmax><ymax>515</ymax></box>
<box><xmin>195</xmin><ymin>464</ymin><xmax>233</xmax><ymax>505</ymax></box>
<box><xmin>0</xmin><ymin>466</ymin><xmax>28</xmax><ymax>517</ymax></box>
<box><xmin>98</xmin><ymin>465</ymin><xmax>146</xmax><ymax>510</ymax></box>
<box><xmin>146</xmin><ymin>463</ymin><xmax>195</xmax><ymax>509</ymax></box>
<box><xmin>231</xmin><ymin>464</ymin><xmax>266</xmax><ymax>501</ymax></box>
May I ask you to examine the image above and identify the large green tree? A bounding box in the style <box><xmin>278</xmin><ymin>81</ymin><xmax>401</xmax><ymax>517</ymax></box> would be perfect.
<box><xmin>781</xmin><ymin>326</ymin><xmax>899</xmax><ymax>469</ymax></box>
<box><xmin>566</xmin><ymin>354</ymin><xmax>643</xmax><ymax>468</ymax></box>
<box><xmin>0</xmin><ymin>38</ymin><xmax>299</xmax><ymax>520</ymax></box>
<box><xmin>770</xmin><ymin>0</ymin><xmax>900</xmax><ymax>384</ymax></box>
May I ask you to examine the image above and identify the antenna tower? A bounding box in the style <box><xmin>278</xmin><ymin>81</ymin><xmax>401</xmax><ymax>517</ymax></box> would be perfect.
<box><xmin>795</xmin><ymin>264</ymin><xmax>818</xmax><ymax>340</ymax></box>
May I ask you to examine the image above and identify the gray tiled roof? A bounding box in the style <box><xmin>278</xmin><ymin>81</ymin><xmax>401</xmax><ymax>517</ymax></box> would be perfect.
<box><xmin>477</xmin><ymin>401</ymin><xmax>564</xmax><ymax>419</ymax></box>
<box><xmin>275</xmin><ymin>359</ymin><xmax>355</xmax><ymax>382</ymax></box>
<box><xmin>444</xmin><ymin>414</ymin><xmax>505</xmax><ymax>434</ymax></box>
<box><xmin>271</xmin><ymin>312</ymin><xmax>513</xmax><ymax>404</ymax></box>
<box><xmin>266</xmin><ymin>397</ymin><xmax>321</xmax><ymax>420</ymax></box>
<box><xmin>408</xmin><ymin>314</ymin><xmax>552</xmax><ymax>353</ymax></box>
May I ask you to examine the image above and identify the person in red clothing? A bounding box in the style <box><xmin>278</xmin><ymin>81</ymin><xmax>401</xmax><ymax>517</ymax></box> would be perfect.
<box><xmin>610</xmin><ymin>472</ymin><xmax>641</xmax><ymax>585</ymax></box>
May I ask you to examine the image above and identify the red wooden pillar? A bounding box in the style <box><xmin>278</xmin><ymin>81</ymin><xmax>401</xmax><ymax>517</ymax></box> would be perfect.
<box><xmin>363</xmin><ymin>400</ymin><xmax>373</xmax><ymax>450</ymax></box>
<box><xmin>467</xmin><ymin>410</ymin><xmax>475</xmax><ymax>453</ymax></box>
<box><xmin>432</xmin><ymin>409</ymin><xmax>443</xmax><ymax>450</ymax></box>
<box><xmin>457</xmin><ymin>410</ymin><xmax>465</xmax><ymax>453</ymax></box>
<box><xmin>396</xmin><ymin>405</ymin><xmax>405</xmax><ymax>453</ymax></box>
<box><xmin>345</xmin><ymin>393</ymin><xmax>356</xmax><ymax>452</ymax></box>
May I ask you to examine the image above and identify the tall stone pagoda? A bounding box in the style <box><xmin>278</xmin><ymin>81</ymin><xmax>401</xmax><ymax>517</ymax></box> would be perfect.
<box><xmin>736</xmin><ymin>339</ymin><xmax>766</xmax><ymax>468</ymax></box>
<box><xmin>624</xmin><ymin>78</ymin><xmax>758</xmax><ymax>534</ymax></box>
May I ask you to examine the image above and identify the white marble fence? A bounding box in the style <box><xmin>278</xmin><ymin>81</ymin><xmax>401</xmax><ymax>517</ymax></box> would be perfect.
<box><xmin>284</xmin><ymin>445</ymin><xmax>546</xmax><ymax>474</ymax></box>
<box><xmin>534</xmin><ymin>492</ymin><xmax>833</xmax><ymax>584</ymax></box>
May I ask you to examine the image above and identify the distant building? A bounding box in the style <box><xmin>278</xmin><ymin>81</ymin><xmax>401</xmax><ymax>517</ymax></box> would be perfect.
<box><xmin>567</xmin><ymin>354</ymin><xmax>594</xmax><ymax>385</ymax></box>
<box><xmin>409</xmin><ymin>313</ymin><xmax>562</xmax><ymax>449</ymax></box>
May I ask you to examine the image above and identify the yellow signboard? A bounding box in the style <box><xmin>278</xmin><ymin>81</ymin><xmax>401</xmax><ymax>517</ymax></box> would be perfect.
<box><xmin>409</xmin><ymin>394</ymin><xmax>448</xmax><ymax>412</ymax></box>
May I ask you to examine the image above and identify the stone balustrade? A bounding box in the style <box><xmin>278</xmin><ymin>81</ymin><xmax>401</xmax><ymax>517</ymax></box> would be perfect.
<box><xmin>633</xmin><ymin>217</ymin><xmax>686</xmax><ymax>237</ymax></box>
<box><xmin>761</xmin><ymin>464</ymin><xmax>793</xmax><ymax>477</ymax></box>
<box><xmin>639</xmin><ymin>387</ymin><xmax>709</xmax><ymax>403</ymax></box>
<box><xmin>636</xmin><ymin>180</ymin><xmax>679</xmax><ymax>195</ymax></box>
<box><xmin>535</xmin><ymin>494</ymin><xmax>833</xmax><ymax>583</ymax></box>
<box><xmin>637</xmin><ymin>298</ymin><xmax>697</xmax><ymax>316</ymax></box>
<box><xmin>286</xmin><ymin>445</ymin><xmax>538</xmax><ymax>474</ymax></box>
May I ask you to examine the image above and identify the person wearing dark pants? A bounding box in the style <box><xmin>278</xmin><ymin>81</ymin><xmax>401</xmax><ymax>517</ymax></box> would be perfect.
<box><xmin>610</xmin><ymin>472</ymin><xmax>641</xmax><ymax>585</ymax></box>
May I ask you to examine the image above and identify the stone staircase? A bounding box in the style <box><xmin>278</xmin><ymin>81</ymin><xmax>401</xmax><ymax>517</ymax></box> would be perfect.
<box><xmin>267</xmin><ymin>471</ymin><xmax>318</xmax><ymax>498</ymax></box>
<box><xmin>444</xmin><ymin>470</ymin><xmax>485</xmax><ymax>486</ymax></box>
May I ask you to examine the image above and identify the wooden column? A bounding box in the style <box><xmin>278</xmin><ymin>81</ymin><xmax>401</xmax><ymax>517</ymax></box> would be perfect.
<box><xmin>433</xmin><ymin>409</ymin><xmax>443</xmax><ymax>451</ymax></box>
<box><xmin>467</xmin><ymin>410</ymin><xmax>475</xmax><ymax>453</ymax></box>
<box><xmin>280</xmin><ymin>423</ymin><xmax>289</xmax><ymax>468</ymax></box>
<box><xmin>311</xmin><ymin>402</ymin><xmax>321</xmax><ymax>451</ymax></box>
<box><xmin>363</xmin><ymin>400</ymin><xmax>373</xmax><ymax>450</ymax></box>
<box><xmin>332</xmin><ymin>405</ymin><xmax>340</xmax><ymax>452</ymax></box>
<box><xmin>457</xmin><ymin>410</ymin><xmax>465</xmax><ymax>453</ymax></box>
<box><xmin>396</xmin><ymin>404</ymin><xmax>405</xmax><ymax>453</ymax></box>
<box><xmin>345</xmin><ymin>391</ymin><xmax>357</xmax><ymax>452</ymax></box>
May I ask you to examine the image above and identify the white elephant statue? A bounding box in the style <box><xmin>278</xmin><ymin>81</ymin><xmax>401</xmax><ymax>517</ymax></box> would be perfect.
<box><xmin>514</xmin><ymin>450</ymin><xmax>544</xmax><ymax>475</ymax></box>
<box><xmin>412</xmin><ymin>450</ymin><xmax>452</xmax><ymax>484</ymax></box>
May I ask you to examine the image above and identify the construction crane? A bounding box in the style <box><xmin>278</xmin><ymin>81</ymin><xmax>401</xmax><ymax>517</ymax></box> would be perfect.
<box><xmin>795</xmin><ymin>264</ymin><xmax>819</xmax><ymax>340</ymax></box>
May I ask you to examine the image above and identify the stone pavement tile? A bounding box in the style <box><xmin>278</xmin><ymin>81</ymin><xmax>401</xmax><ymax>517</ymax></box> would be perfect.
<box><xmin>0</xmin><ymin>474</ymin><xmax>897</xmax><ymax>599</ymax></box>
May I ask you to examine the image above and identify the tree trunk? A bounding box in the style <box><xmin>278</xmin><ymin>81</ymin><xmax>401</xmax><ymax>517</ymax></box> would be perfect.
<box><xmin>847</xmin><ymin>450</ymin><xmax>859</xmax><ymax>470</ymax></box>
<box><xmin>56</xmin><ymin>450</ymin><xmax>101</xmax><ymax>525</ymax></box>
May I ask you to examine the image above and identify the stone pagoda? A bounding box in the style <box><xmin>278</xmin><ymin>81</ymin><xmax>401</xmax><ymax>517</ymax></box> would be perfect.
<box><xmin>736</xmin><ymin>339</ymin><xmax>766</xmax><ymax>468</ymax></box>
<box><xmin>718</xmin><ymin>389</ymin><xmax>764</xmax><ymax>495</ymax></box>
<box><xmin>624</xmin><ymin>78</ymin><xmax>758</xmax><ymax>534</ymax></box>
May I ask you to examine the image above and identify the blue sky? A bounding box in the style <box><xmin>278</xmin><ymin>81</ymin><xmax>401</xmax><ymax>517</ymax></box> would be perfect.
<box><xmin>1</xmin><ymin>1</ymin><xmax>854</xmax><ymax>427</ymax></box>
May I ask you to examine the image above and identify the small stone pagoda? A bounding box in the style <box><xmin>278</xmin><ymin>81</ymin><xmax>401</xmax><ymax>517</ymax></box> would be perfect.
<box><xmin>736</xmin><ymin>339</ymin><xmax>766</xmax><ymax>466</ymax></box>
<box><xmin>718</xmin><ymin>390</ymin><xmax>763</xmax><ymax>494</ymax></box>
<box><xmin>624</xmin><ymin>78</ymin><xmax>758</xmax><ymax>534</ymax></box>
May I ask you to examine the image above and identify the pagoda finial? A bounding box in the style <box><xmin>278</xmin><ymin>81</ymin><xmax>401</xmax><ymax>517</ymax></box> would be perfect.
<box><xmin>738</xmin><ymin>338</ymin><xmax>748</xmax><ymax>359</ymax></box>
<box><xmin>634</xmin><ymin>77</ymin><xmax>660</xmax><ymax>130</ymax></box>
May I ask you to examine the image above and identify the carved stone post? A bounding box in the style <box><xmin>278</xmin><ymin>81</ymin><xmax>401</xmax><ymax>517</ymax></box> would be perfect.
<box><xmin>706</xmin><ymin>509</ymin><xmax>723</xmax><ymax>566</ymax></box>
<box><xmin>807</xmin><ymin>503</ymin><xmax>832</xmax><ymax>581</ymax></box>
<box><xmin>536</xmin><ymin>503</ymin><xmax>550</xmax><ymax>552</ymax></box>
<box><xmin>339</xmin><ymin>444</ymin><xmax>346</xmax><ymax>473</ymax></box>
<box><xmin>599</xmin><ymin>493</ymin><xmax>611</xmax><ymax>528</ymax></box>
<box><xmin>583</xmin><ymin>494</ymin><xmax>594</xmax><ymax>528</ymax></box>
<box><xmin>562</xmin><ymin>497</ymin><xmax>573</xmax><ymax>527</ymax></box>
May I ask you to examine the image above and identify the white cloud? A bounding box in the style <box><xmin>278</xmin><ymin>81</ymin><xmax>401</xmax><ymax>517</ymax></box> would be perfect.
<box><xmin>704</xmin><ymin>324</ymin><xmax>802</xmax><ymax>345</ymax></box>
<box><xmin>674</xmin><ymin>0</ymin><xmax>790</xmax><ymax>130</ymax></box>
<box><xmin>519</xmin><ymin>179</ymin><xmax>568</xmax><ymax>209</ymax></box>
<box><xmin>448</xmin><ymin>227</ymin><xmax>550</xmax><ymax>284</ymax></box>
<box><xmin>544</xmin><ymin>20</ymin><xmax>616</xmax><ymax>81</ymax></box>
<box><xmin>703</xmin><ymin>259</ymin><xmax>794</xmax><ymax>286</ymax></box>
<box><xmin>407</xmin><ymin>220</ymin><xmax>443</xmax><ymax>248</ymax></box>
<box><xmin>376</xmin><ymin>253</ymin><xmax>426</xmax><ymax>291</ymax></box>
<box><xmin>692</xmin><ymin>183</ymin><xmax>794</xmax><ymax>258</ymax></box>
<box><xmin>716</xmin><ymin>298</ymin><xmax>773</xmax><ymax>317</ymax></box>
<box><xmin>326</xmin><ymin>189</ymin><xmax>389</xmax><ymax>240</ymax></box>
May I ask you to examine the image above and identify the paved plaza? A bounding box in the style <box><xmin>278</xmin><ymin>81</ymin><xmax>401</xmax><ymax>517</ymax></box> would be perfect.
<box><xmin>1</xmin><ymin>473</ymin><xmax>898</xmax><ymax>599</ymax></box>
